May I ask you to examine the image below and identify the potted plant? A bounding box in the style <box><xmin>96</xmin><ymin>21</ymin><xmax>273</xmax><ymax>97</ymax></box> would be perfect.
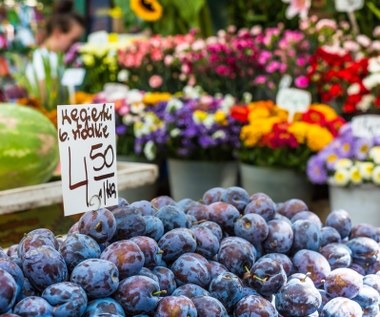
<box><xmin>134</xmin><ymin>87</ymin><xmax>242</xmax><ymax>200</ymax></box>
<box><xmin>307</xmin><ymin>122</ymin><xmax>380</xmax><ymax>225</ymax></box>
<box><xmin>236</xmin><ymin>101</ymin><xmax>345</xmax><ymax>202</ymax></box>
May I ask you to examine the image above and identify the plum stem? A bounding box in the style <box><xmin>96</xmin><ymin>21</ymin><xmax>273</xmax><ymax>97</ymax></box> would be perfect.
<box><xmin>192</xmin><ymin>220</ymin><xmax>208</xmax><ymax>225</ymax></box>
<box><xmin>244</xmin><ymin>266</ymin><xmax>251</xmax><ymax>274</ymax></box>
<box><xmin>302</xmin><ymin>272</ymin><xmax>312</xmax><ymax>282</ymax></box>
<box><xmin>157</xmin><ymin>249</ymin><xmax>164</xmax><ymax>254</ymax></box>
<box><xmin>95</xmin><ymin>222</ymin><xmax>102</xmax><ymax>232</ymax></box>
<box><xmin>253</xmin><ymin>275</ymin><xmax>268</xmax><ymax>283</ymax></box>
<box><xmin>152</xmin><ymin>290</ymin><xmax>167</xmax><ymax>296</ymax></box>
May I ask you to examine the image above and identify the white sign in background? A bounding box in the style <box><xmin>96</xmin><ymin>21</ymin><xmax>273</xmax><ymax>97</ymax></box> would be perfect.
<box><xmin>352</xmin><ymin>115</ymin><xmax>380</xmax><ymax>138</ymax></box>
<box><xmin>335</xmin><ymin>0</ymin><xmax>364</xmax><ymax>12</ymax></box>
<box><xmin>57</xmin><ymin>103</ymin><xmax>118</xmax><ymax>216</ymax></box>
<box><xmin>276</xmin><ymin>88</ymin><xmax>311</xmax><ymax>122</ymax></box>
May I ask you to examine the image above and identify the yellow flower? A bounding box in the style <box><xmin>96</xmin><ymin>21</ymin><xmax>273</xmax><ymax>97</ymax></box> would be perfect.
<box><xmin>214</xmin><ymin>110</ymin><xmax>227</xmax><ymax>125</ymax></box>
<box><xmin>241</xmin><ymin>125</ymin><xmax>262</xmax><ymax>147</ymax></box>
<box><xmin>82</xmin><ymin>54</ymin><xmax>94</xmax><ymax>66</ymax></box>
<box><xmin>334</xmin><ymin>158</ymin><xmax>353</xmax><ymax>170</ymax></box>
<box><xmin>143</xmin><ymin>92</ymin><xmax>172</xmax><ymax>105</ymax></box>
<box><xmin>130</xmin><ymin>0</ymin><xmax>163</xmax><ymax>21</ymax></box>
<box><xmin>288</xmin><ymin>122</ymin><xmax>310</xmax><ymax>144</ymax></box>
<box><xmin>306</xmin><ymin>125</ymin><xmax>333</xmax><ymax>152</ymax></box>
<box><xmin>357</xmin><ymin>161</ymin><xmax>374</xmax><ymax>180</ymax></box>
<box><xmin>193</xmin><ymin>110</ymin><xmax>208</xmax><ymax>124</ymax></box>
<box><xmin>372</xmin><ymin>166</ymin><xmax>380</xmax><ymax>185</ymax></box>
<box><xmin>310</xmin><ymin>104</ymin><xmax>337</xmax><ymax>120</ymax></box>
<box><xmin>332</xmin><ymin>168</ymin><xmax>350</xmax><ymax>186</ymax></box>
<box><xmin>327</xmin><ymin>153</ymin><xmax>338</xmax><ymax>166</ymax></box>
<box><xmin>350</xmin><ymin>166</ymin><xmax>362</xmax><ymax>185</ymax></box>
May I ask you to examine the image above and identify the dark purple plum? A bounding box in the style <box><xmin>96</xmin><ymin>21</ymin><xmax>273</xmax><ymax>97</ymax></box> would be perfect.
<box><xmin>84</xmin><ymin>298</ymin><xmax>125</xmax><ymax>317</ymax></box>
<box><xmin>318</xmin><ymin>289</ymin><xmax>330</xmax><ymax>314</ymax></box>
<box><xmin>320</xmin><ymin>243</ymin><xmax>352</xmax><ymax>269</ymax></box>
<box><xmin>101</xmin><ymin>240</ymin><xmax>144</xmax><ymax>279</ymax></box>
<box><xmin>263</xmin><ymin>219</ymin><xmax>294</xmax><ymax>254</ymax></box>
<box><xmin>18</xmin><ymin>277</ymin><xmax>38</xmax><ymax>300</ymax></box>
<box><xmin>320</xmin><ymin>226</ymin><xmax>341</xmax><ymax>247</ymax></box>
<box><xmin>221</xmin><ymin>186</ymin><xmax>250</xmax><ymax>212</ymax></box>
<box><xmin>209</xmin><ymin>272</ymin><xmax>244</xmax><ymax>311</ymax></box>
<box><xmin>154</xmin><ymin>295</ymin><xmax>197</xmax><ymax>317</ymax></box>
<box><xmin>130</xmin><ymin>236</ymin><xmax>162</xmax><ymax>268</ymax></box>
<box><xmin>277</xmin><ymin>199</ymin><xmax>308</xmax><ymax>219</ymax></box>
<box><xmin>194</xmin><ymin>221</ymin><xmax>223</xmax><ymax>242</ymax></box>
<box><xmin>129</xmin><ymin>200</ymin><xmax>155</xmax><ymax>216</ymax></box>
<box><xmin>260</xmin><ymin>253</ymin><xmax>294</xmax><ymax>276</ymax></box>
<box><xmin>350</xmin><ymin>224</ymin><xmax>380</xmax><ymax>242</ymax></box>
<box><xmin>275</xmin><ymin>273</ymin><xmax>322</xmax><ymax>317</ymax></box>
<box><xmin>192</xmin><ymin>295</ymin><xmax>228</xmax><ymax>317</ymax></box>
<box><xmin>321</xmin><ymin>297</ymin><xmax>363</xmax><ymax>317</ymax></box>
<box><xmin>151</xmin><ymin>196</ymin><xmax>176</xmax><ymax>209</ymax></box>
<box><xmin>13</xmin><ymin>296</ymin><xmax>53</xmax><ymax>316</ymax></box>
<box><xmin>27</xmin><ymin>228</ymin><xmax>59</xmax><ymax>249</ymax></box>
<box><xmin>22</xmin><ymin>245</ymin><xmax>68</xmax><ymax>292</ymax></box>
<box><xmin>241</xmin><ymin>286</ymin><xmax>260</xmax><ymax>297</ymax></box>
<box><xmin>245</xmin><ymin>257</ymin><xmax>287</xmax><ymax>296</ymax></box>
<box><xmin>234</xmin><ymin>295</ymin><xmax>278</xmax><ymax>317</ymax></box>
<box><xmin>70</xmin><ymin>258</ymin><xmax>119</xmax><ymax>298</ymax></box>
<box><xmin>143</xmin><ymin>216</ymin><xmax>164</xmax><ymax>241</ymax></box>
<box><xmin>208</xmin><ymin>202</ymin><xmax>240</xmax><ymax>234</ymax></box>
<box><xmin>325</xmin><ymin>209</ymin><xmax>352</xmax><ymax>239</ymax></box>
<box><xmin>68</xmin><ymin>222</ymin><xmax>80</xmax><ymax>234</ymax></box>
<box><xmin>78</xmin><ymin>208</ymin><xmax>116</xmax><ymax>243</ymax></box>
<box><xmin>138</xmin><ymin>267</ymin><xmax>159</xmax><ymax>284</ymax></box>
<box><xmin>324</xmin><ymin>268</ymin><xmax>363</xmax><ymax>298</ymax></box>
<box><xmin>0</xmin><ymin>259</ymin><xmax>24</xmax><ymax>298</ymax></box>
<box><xmin>350</xmin><ymin>262</ymin><xmax>367</xmax><ymax>275</ymax></box>
<box><xmin>42</xmin><ymin>281</ymin><xmax>87</xmax><ymax>316</ymax></box>
<box><xmin>293</xmin><ymin>249</ymin><xmax>331</xmax><ymax>287</ymax></box>
<box><xmin>191</xmin><ymin>226</ymin><xmax>219</xmax><ymax>259</ymax></box>
<box><xmin>363</xmin><ymin>274</ymin><xmax>380</xmax><ymax>293</ymax></box>
<box><xmin>272</xmin><ymin>212</ymin><xmax>293</xmax><ymax>225</ymax></box>
<box><xmin>177</xmin><ymin>198</ymin><xmax>196</xmax><ymax>211</ymax></box>
<box><xmin>171</xmin><ymin>253</ymin><xmax>211</xmax><ymax>288</ymax></box>
<box><xmin>291</xmin><ymin>219</ymin><xmax>321</xmax><ymax>252</ymax></box>
<box><xmin>107</xmin><ymin>197</ymin><xmax>128</xmax><ymax>211</ymax></box>
<box><xmin>18</xmin><ymin>234</ymin><xmax>58</xmax><ymax>259</ymax></box>
<box><xmin>291</xmin><ymin>211</ymin><xmax>322</xmax><ymax>229</ymax></box>
<box><xmin>111</xmin><ymin>206</ymin><xmax>146</xmax><ymax>240</ymax></box>
<box><xmin>217</xmin><ymin>237</ymin><xmax>256</xmax><ymax>277</ymax></box>
<box><xmin>59</xmin><ymin>233</ymin><xmax>101</xmax><ymax>271</ymax></box>
<box><xmin>234</xmin><ymin>214</ymin><xmax>268</xmax><ymax>245</ymax></box>
<box><xmin>114</xmin><ymin>276</ymin><xmax>161</xmax><ymax>315</ymax></box>
<box><xmin>155</xmin><ymin>205</ymin><xmax>188</xmax><ymax>232</ymax></box>
<box><xmin>346</xmin><ymin>237</ymin><xmax>380</xmax><ymax>266</ymax></box>
<box><xmin>0</xmin><ymin>268</ymin><xmax>17</xmax><ymax>314</ymax></box>
<box><xmin>202</xmin><ymin>187</ymin><xmax>225</xmax><ymax>205</ymax></box>
<box><xmin>208</xmin><ymin>261</ymin><xmax>228</xmax><ymax>280</ymax></box>
<box><xmin>6</xmin><ymin>245</ymin><xmax>18</xmax><ymax>258</ymax></box>
<box><xmin>352</xmin><ymin>285</ymin><xmax>379</xmax><ymax>310</ymax></box>
<box><xmin>152</xmin><ymin>266</ymin><xmax>176</xmax><ymax>296</ymax></box>
<box><xmin>186</xmin><ymin>202</ymin><xmax>209</xmax><ymax>221</ymax></box>
<box><xmin>245</xmin><ymin>192</ymin><xmax>276</xmax><ymax>221</ymax></box>
<box><xmin>158</xmin><ymin>228</ymin><xmax>197</xmax><ymax>263</ymax></box>
<box><xmin>171</xmin><ymin>283</ymin><xmax>210</xmax><ymax>298</ymax></box>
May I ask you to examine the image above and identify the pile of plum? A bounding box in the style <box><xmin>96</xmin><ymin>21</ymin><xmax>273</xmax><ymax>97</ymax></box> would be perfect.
<box><xmin>1</xmin><ymin>186</ymin><xmax>380</xmax><ymax>316</ymax></box>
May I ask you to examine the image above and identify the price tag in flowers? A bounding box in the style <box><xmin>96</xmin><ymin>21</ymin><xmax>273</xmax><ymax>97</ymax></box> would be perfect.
<box><xmin>352</xmin><ymin>115</ymin><xmax>380</xmax><ymax>138</ymax></box>
<box><xmin>335</xmin><ymin>0</ymin><xmax>364</xmax><ymax>12</ymax></box>
<box><xmin>276</xmin><ymin>88</ymin><xmax>311</xmax><ymax>122</ymax></box>
<box><xmin>57</xmin><ymin>103</ymin><xmax>118</xmax><ymax>216</ymax></box>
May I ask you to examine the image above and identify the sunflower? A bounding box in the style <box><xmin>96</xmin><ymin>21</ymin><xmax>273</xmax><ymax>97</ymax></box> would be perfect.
<box><xmin>130</xmin><ymin>0</ymin><xmax>163</xmax><ymax>22</ymax></box>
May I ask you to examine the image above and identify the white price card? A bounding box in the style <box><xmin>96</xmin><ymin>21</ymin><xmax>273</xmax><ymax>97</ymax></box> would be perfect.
<box><xmin>279</xmin><ymin>75</ymin><xmax>292</xmax><ymax>89</ymax></box>
<box><xmin>352</xmin><ymin>115</ymin><xmax>380</xmax><ymax>138</ymax></box>
<box><xmin>57</xmin><ymin>103</ymin><xmax>118</xmax><ymax>216</ymax></box>
<box><xmin>61</xmin><ymin>68</ymin><xmax>86</xmax><ymax>87</ymax></box>
<box><xmin>335</xmin><ymin>0</ymin><xmax>364</xmax><ymax>12</ymax></box>
<box><xmin>276</xmin><ymin>88</ymin><xmax>311</xmax><ymax>121</ymax></box>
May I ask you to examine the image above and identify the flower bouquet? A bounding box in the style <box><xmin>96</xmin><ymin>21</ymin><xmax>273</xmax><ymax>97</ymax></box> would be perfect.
<box><xmin>307</xmin><ymin>122</ymin><xmax>380</xmax><ymax>225</ymax></box>
<box><xmin>235</xmin><ymin>101</ymin><xmax>345</xmax><ymax>201</ymax></box>
<box><xmin>133</xmin><ymin>87</ymin><xmax>243</xmax><ymax>199</ymax></box>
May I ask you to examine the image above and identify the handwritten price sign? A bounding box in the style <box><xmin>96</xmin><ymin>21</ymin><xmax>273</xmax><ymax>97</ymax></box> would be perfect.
<box><xmin>57</xmin><ymin>103</ymin><xmax>118</xmax><ymax>216</ymax></box>
<box><xmin>276</xmin><ymin>88</ymin><xmax>311</xmax><ymax>122</ymax></box>
<box><xmin>352</xmin><ymin>115</ymin><xmax>380</xmax><ymax>138</ymax></box>
<box><xmin>335</xmin><ymin>0</ymin><xmax>364</xmax><ymax>12</ymax></box>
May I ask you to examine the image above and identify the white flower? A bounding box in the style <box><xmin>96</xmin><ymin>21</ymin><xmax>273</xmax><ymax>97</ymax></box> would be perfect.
<box><xmin>357</xmin><ymin>161</ymin><xmax>374</xmax><ymax>180</ymax></box>
<box><xmin>131</xmin><ymin>102</ymin><xmax>145</xmax><ymax>114</ymax></box>
<box><xmin>143</xmin><ymin>140</ymin><xmax>156</xmax><ymax>161</ymax></box>
<box><xmin>220</xmin><ymin>95</ymin><xmax>235</xmax><ymax>112</ymax></box>
<box><xmin>203</xmin><ymin>115</ymin><xmax>215</xmax><ymax>129</ymax></box>
<box><xmin>356</xmin><ymin>35</ymin><xmax>371</xmax><ymax>48</ymax></box>
<box><xmin>368</xmin><ymin>56</ymin><xmax>380</xmax><ymax>73</ymax></box>
<box><xmin>167</xmin><ymin>98</ymin><xmax>183</xmax><ymax>112</ymax></box>
<box><xmin>122</xmin><ymin>114</ymin><xmax>134</xmax><ymax>125</ymax></box>
<box><xmin>347</xmin><ymin>83</ymin><xmax>360</xmax><ymax>95</ymax></box>
<box><xmin>117</xmin><ymin>69</ymin><xmax>129</xmax><ymax>82</ymax></box>
<box><xmin>334</xmin><ymin>158</ymin><xmax>353</xmax><ymax>170</ymax></box>
<box><xmin>356</xmin><ymin>95</ymin><xmax>375</xmax><ymax>112</ymax></box>
<box><xmin>183</xmin><ymin>86</ymin><xmax>202</xmax><ymax>99</ymax></box>
<box><xmin>349</xmin><ymin>166</ymin><xmax>362</xmax><ymax>185</ymax></box>
<box><xmin>372</xmin><ymin>166</ymin><xmax>380</xmax><ymax>185</ymax></box>
<box><xmin>331</xmin><ymin>168</ymin><xmax>350</xmax><ymax>186</ymax></box>
<box><xmin>243</xmin><ymin>92</ymin><xmax>253</xmax><ymax>103</ymax></box>
<box><xmin>363</xmin><ymin>74</ymin><xmax>380</xmax><ymax>90</ymax></box>
<box><xmin>212</xmin><ymin>130</ymin><xmax>226</xmax><ymax>140</ymax></box>
<box><xmin>369</xmin><ymin>147</ymin><xmax>380</xmax><ymax>164</ymax></box>
<box><xmin>170</xmin><ymin>128</ymin><xmax>181</xmax><ymax>138</ymax></box>
<box><xmin>127</xmin><ymin>90</ymin><xmax>144</xmax><ymax>103</ymax></box>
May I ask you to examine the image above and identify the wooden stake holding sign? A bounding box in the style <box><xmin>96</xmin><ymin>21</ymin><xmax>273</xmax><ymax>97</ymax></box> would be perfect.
<box><xmin>57</xmin><ymin>103</ymin><xmax>118</xmax><ymax>216</ymax></box>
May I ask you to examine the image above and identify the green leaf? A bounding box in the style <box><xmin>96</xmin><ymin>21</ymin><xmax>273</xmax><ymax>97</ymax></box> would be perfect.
<box><xmin>171</xmin><ymin>0</ymin><xmax>205</xmax><ymax>28</ymax></box>
<box><xmin>367</xmin><ymin>2</ymin><xmax>380</xmax><ymax>19</ymax></box>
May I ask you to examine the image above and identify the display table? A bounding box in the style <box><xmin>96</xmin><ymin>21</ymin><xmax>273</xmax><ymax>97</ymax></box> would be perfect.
<box><xmin>0</xmin><ymin>162</ymin><xmax>158</xmax><ymax>215</ymax></box>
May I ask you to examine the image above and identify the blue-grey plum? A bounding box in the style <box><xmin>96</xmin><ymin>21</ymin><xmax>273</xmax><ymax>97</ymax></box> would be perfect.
<box><xmin>320</xmin><ymin>243</ymin><xmax>352</xmax><ymax>269</ymax></box>
<box><xmin>208</xmin><ymin>261</ymin><xmax>228</xmax><ymax>280</ymax></box>
<box><xmin>346</xmin><ymin>237</ymin><xmax>380</xmax><ymax>266</ymax></box>
<box><xmin>234</xmin><ymin>295</ymin><xmax>278</xmax><ymax>317</ymax></box>
<box><xmin>42</xmin><ymin>282</ymin><xmax>87</xmax><ymax>317</ymax></box>
<box><xmin>70</xmin><ymin>258</ymin><xmax>119</xmax><ymax>298</ymax></box>
<box><xmin>363</xmin><ymin>274</ymin><xmax>380</xmax><ymax>294</ymax></box>
<box><xmin>291</xmin><ymin>211</ymin><xmax>322</xmax><ymax>229</ymax></box>
<box><xmin>191</xmin><ymin>226</ymin><xmax>219</xmax><ymax>259</ymax></box>
<box><xmin>143</xmin><ymin>216</ymin><xmax>164</xmax><ymax>241</ymax></box>
<box><xmin>245</xmin><ymin>192</ymin><xmax>276</xmax><ymax>221</ymax></box>
<box><xmin>192</xmin><ymin>295</ymin><xmax>228</xmax><ymax>317</ymax></box>
<box><xmin>171</xmin><ymin>283</ymin><xmax>210</xmax><ymax>298</ymax></box>
<box><xmin>0</xmin><ymin>259</ymin><xmax>24</xmax><ymax>298</ymax></box>
<box><xmin>260</xmin><ymin>253</ymin><xmax>294</xmax><ymax>276</ymax></box>
<box><xmin>350</xmin><ymin>224</ymin><xmax>380</xmax><ymax>242</ymax></box>
<box><xmin>325</xmin><ymin>209</ymin><xmax>352</xmax><ymax>239</ymax></box>
<box><xmin>202</xmin><ymin>187</ymin><xmax>225</xmax><ymax>205</ymax></box>
<box><xmin>84</xmin><ymin>298</ymin><xmax>125</xmax><ymax>317</ymax></box>
<box><xmin>291</xmin><ymin>219</ymin><xmax>321</xmax><ymax>252</ymax></box>
<box><xmin>352</xmin><ymin>285</ymin><xmax>379</xmax><ymax>310</ymax></box>
<box><xmin>186</xmin><ymin>202</ymin><xmax>209</xmax><ymax>221</ymax></box>
<box><xmin>112</xmin><ymin>206</ymin><xmax>146</xmax><ymax>240</ymax></box>
<box><xmin>277</xmin><ymin>199</ymin><xmax>308</xmax><ymax>219</ymax></box>
<box><xmin>152</xmin><ymin>266</ymin><xmax>176</xmax><ymax>295</ymax></box>
<box><xmin>0</xmin><ymin>268</ymin><xmax>17</xmax><ymax>314</ymax></box>
<box><xmin>208</xmin><ymin>202</ymin><xmax>240</xmax><ymax>234</ymax></box>
<box><xmin>324</xmin><ymin>268</ymin><xmax>363</xmax><ymax>298</ymax></box>
<box><xmin>13</xmin><ymin>296</ymin><xmax>53</xmax><ymax>317</ymax></box>
<box><xmin>193</xmin><ymin>221</ymin><xmax>223</xmax><ymax>242</ymax></box>
<box><xmin>156</xmin><ymin>205</ymin><xmax>188</xmax><ymax>232</ymax></box>
<box><xmin>320</xmin><ymin>226</ymin><xmax>341</xmax><ymax>247</ymax></box>
<box><xmin>129</xmin><ymin>200</ymin><xmax>155</xmax><ymax>216</ymax></box>
<box><xmin>130</xmin><ymin>236</ymin><xmax>162</xmax><ymax>268</ymax></box>
<box><xmin>234</xmin><ymin>213</ymin><xmax>268</xmax><ymax>245</ymax></box>
<box><xmin>18</xmin><ymin>233</ymin><xmax>58</xmax><ymax>259</ymax></box>
<box><xmin>321</xmin><ymin>297</ymin><xmax>363</xmax><ymax>317</ymax></box>
<box><xmin>154</xmin><ymin>295</ymin><xmax>197</xmax><ymax>317</ymax></box>
<box><xmin>221</xmin><ymin>186</ymin><xmax>250</xmax><ymax>212</ymax></box>
<box><xmin>138</xmin><ymin>267</ymin><xmax>159</xmax><ymax>284</ymax></box>
<box><xmin>263</xmin><ymin>219</ymin><xmax>294</xmax><ymax>254</ymax></box>
<box><xmin>151</xmin><ymin>196</ymin><xmax>176</xmax><ymax>209</ymax></box>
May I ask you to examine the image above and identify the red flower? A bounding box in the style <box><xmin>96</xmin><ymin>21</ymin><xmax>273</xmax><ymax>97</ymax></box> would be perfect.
<box><xmin>302</xmin><ymin>109</ymin><xmax>327</xmax><ymax>126</ymax></box>
<box><xmin>327</xmin><ymin>117</ymin><xmax>346</xmax><ymax>136</ymax></box>
<box><xmin>263</xmin><ymin>123</ymin><xmax>298</xmax><ymax>149</ymax></box>
<box><xmin>231</xmin><ymin>105</ymin><xmax>249</xmax><ymax>123</ymax></box>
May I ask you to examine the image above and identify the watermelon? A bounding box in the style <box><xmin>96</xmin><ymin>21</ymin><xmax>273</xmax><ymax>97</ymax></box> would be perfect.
<box><xmin>0</xmin><ymin>104</ymin><xmax>59</xmax><ymax>190</ymax></box>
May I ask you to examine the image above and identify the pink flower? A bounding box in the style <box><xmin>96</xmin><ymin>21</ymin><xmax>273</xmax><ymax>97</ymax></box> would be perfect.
<box><xmin>258</xmin><ymin>51</ymin><xmax>272</xmax><ymax>65</ymax></box>
<box><xmin>374</xmin><ymin>26</ymin><xmax>380</xmax><ymax>37</ymax></box>
<box><xmin>294</xmin><ymin>75</ymin><xmax>309</xmax><ymax>88</ymax></box>
<box><xmin>296</xmin><ymin>56</ymin><xmax>307</xmax><ymax>67</ymax></box>
<box><xmin>343</xmin><ymin>40</ymin><xmax>360</xmax><ymax>52</ymax></box>
<box><xmin>315</xmin><ymin>19</ymin><xmax>337</xmax><ymax>32</ymax></box>
<box><xmin>149</xmin><ymin>75</ymin><xmax>163</xmax><ymax>89</ymax></box>
<box><xmin>164</xmin><ymin>55</ymin><xmax>174</xmax><ymax>65</ymax></box>
<box><xmin>282</xmin><ymin>0</ymin><xmax>311</xmax><ymax>20</ymax></box>
<box><xmin>266</xmin><ymin>61</ymin><xmax>281</xmax><ymax>73</ymax></box>
<box><xmin>356</xmin><ymin>35</ymin><xmax>371</xmax><ymax>48</ymax></box>
<box><xmin>254</xmin><ymin>76</ymin><xmax>267</xmax><ymax>85</ymax></box>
